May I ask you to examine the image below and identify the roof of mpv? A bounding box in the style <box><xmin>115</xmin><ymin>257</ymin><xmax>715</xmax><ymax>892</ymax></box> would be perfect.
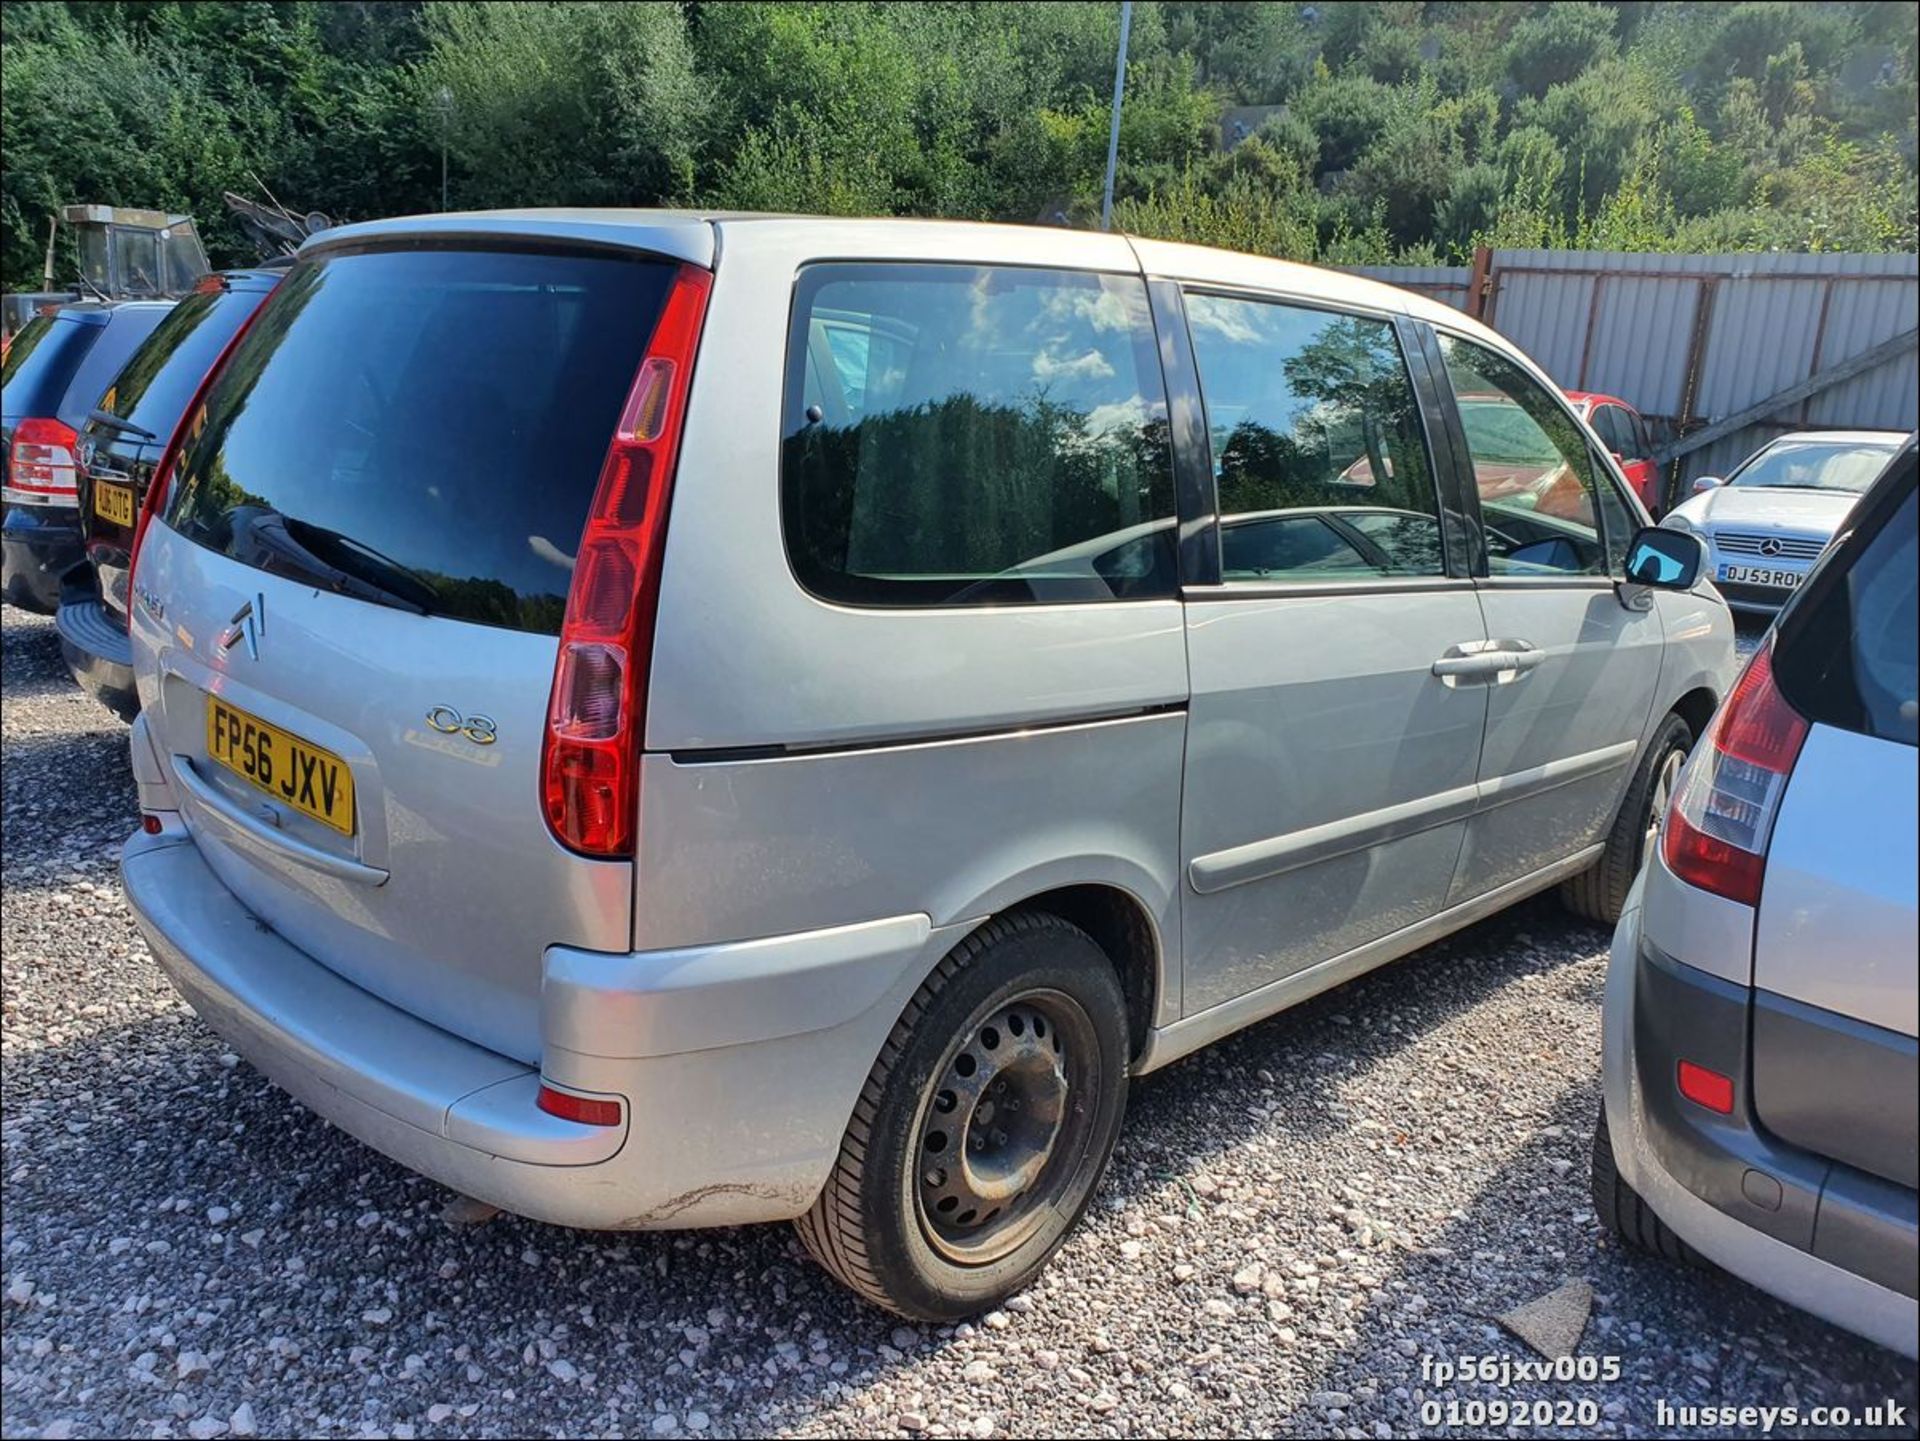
<box><xmin>304</xmin><ymin>207</ymin><xmax>1489</xmax><ymax>343</ymax></box>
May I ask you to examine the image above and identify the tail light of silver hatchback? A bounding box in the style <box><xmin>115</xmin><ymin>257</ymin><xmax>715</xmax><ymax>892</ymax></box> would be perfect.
<box><xmin>541</xmin><ymin>264</ymin><xmax>712</xmax><ymax>856</ymax></box>
<box><xmin>1661</xmin><ymin>638</ymin><xmax>1810</xmax><ymax>907</ymax></box>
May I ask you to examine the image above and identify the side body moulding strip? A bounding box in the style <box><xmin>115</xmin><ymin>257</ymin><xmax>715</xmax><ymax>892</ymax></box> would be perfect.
<box><xmin>1187</xmin><ymin>740</ymin><xmax>1636</xmax><ymax>896</ymax></box>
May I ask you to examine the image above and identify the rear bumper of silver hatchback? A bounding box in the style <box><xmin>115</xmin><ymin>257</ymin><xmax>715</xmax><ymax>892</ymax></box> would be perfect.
<box><xmin>123</xmin><ymin>824</ymin><xmax>959</xmax><ymax>1230</ymax></box>
<box><xmin>1602</xmin><ymin>877</ymin><xmax>1919</xmax><ymax>1359</ymax></box>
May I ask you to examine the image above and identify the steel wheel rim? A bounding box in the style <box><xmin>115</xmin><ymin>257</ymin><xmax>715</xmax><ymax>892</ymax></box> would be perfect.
<box><xmin>913</xmin><ymin>988</ymin><xmax>1101</xmax><ymax>1266</ymax></box>
<box><xmin>1645</xmin><ymin>745</ymin><xmax>1686</xmax><ymax>856</ymax></box>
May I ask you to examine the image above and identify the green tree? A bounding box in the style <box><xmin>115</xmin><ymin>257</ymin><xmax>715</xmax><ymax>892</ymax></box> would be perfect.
<box><xmin>1503</xmin><ymin>2</ymin><xmax>1619</xmax><ymax>99</ymax></box>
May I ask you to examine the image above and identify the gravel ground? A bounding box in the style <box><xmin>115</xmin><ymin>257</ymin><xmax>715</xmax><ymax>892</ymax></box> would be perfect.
<box><xmin>4</xmin><ymin>603</ymin><xmax>1911</xmax><ymax>1440</ymax></box>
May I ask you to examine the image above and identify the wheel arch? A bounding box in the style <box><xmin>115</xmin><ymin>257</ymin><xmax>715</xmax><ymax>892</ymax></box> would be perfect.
<box><xmin>1003</xmin><ymin>882</ymin><xmax>1163</xmax><ymax>1065</ymax></box>
<box><xmin>1670</xmin><ymin>684</ymin><xmax>1721</xmax><ymax>743</ymax></box>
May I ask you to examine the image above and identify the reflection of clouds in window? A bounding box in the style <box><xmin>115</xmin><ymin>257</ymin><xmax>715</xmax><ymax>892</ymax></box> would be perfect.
<box><xmin>528</xmin><ymin>535</ymin><xmax>575</xmax><ymax>571</ymax></box>
<box><xmin>1078</xmin><ymin>395</ymin><xmax>1149</xmax><ymax>442</ymax></box>
<box><xmin>1036</xmin><ymin>285</ymin><xmax>1138</xmax><ymax>334</ymax></box>
<box><xmin>1032</xmin><ymin>347</ymin><xmax>1116</xmax><ymax>383</ymax></box>
<box><xmin>1185</xmin><ymin>294</ymin><xmax>1274</xmax><ymax>346</ymax></box>
<box><xmin>964</xmin><ymin>272</ymin><xmax>998</xmax><ymax>350</ymax></box>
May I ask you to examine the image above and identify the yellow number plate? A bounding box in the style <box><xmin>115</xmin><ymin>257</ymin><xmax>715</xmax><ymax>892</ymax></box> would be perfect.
<box><xmin>206</xmin><ymin>697</ymin><xmax>356</xmax><ymax>835</ymax></box>
<box><xmin>93</xmin><ymin>480</ymin><xmax>136</xmax><ymax>527</ymax></box>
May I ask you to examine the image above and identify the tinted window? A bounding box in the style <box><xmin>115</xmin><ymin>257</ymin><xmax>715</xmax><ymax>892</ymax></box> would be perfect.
<box><xmin>782</xmin><ymin>264</ymin><xmax>1176</xmax><ymax>606</ymax></box>
<box><xmin>1627</xmin><ymin>410</ymin><xmax>1653</xmax><ymax>459</ymax></box>
<box><xmin>1184</xmin><ymin>294</ymin><xmax>1442</xmax><ymax>582</ymax></box>
<box><xmin>167</xmin><ymin>247</ymin><xmax>674</xmax><ymax>635</ymax></box>
<box><xmin>1592</xmin><ymin>405</ymin><xmax>1630</xmax><ymax>455</ymax></box>
<box><xmin>1777</xmin><ymin>471</ymin><xmax>1917</xmax><ymax>746</ymax></box>
<box><xmin>58</xmin><ymin>307</ymin><xmax>175</xmax><ymax>429</ymax></box>
<box><xmin>100</xmin><ymin>285</ymin><xmax>269</xmax><ymax>440</ymax></box>
<box><xmin>1441</xmin><ymin>335</ymin><xmax>1606</xmax><ymax>577</ymax></box>
<box><xmin>2</xmin><ymin>316</ymin><xmax>98</xmax><ymax>413</ymax></box>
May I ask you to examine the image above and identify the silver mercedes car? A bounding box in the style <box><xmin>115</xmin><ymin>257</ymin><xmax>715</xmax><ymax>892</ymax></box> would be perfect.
<box><xmin>1664</xmin><ymin>429</ymin><xmax>1906</xmax><ymax>614</ymax></box>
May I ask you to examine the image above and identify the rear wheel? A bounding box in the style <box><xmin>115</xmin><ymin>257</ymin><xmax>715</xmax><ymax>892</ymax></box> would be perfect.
<box><xmin>795</xmin><ymin>910</ymin><xmax>1130</xmax><ymax>1320</ymax></box>
<box><xmin>1592</xmin><ymin>1103</ymin><xmax>1704</xmax><ymax>1266</ymax></box>
<box><xmin>1561</xmin><ymin>711</ymin><xmax>1692</xmax><ymax>924</ymax></box>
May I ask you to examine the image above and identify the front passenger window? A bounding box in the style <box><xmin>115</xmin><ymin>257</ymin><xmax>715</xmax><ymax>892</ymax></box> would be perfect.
<box><xmin>1440</xmin><ymin>335</ymin><xmax>1607</xmax><ymax>577</ymax></box>
<box><xmin>1184</xmin><ymin>294</ymin><xmax>1444</xmax><ymax>582</ymax></box>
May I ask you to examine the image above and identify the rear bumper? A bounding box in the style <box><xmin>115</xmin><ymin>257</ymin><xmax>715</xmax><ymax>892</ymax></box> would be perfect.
<box><xmin>57</xmin><ymin>592</ymin><xmax>138</xmax><ymax>719</ymax></box>
<box><xmin>123</xmin><ymin>824</ymin><xmax>959</xmax><ymax>1230</ymax></box>
<box><xmin>1</xmin><ymin>502</ymin><xmax>82</xmax><ymax>613</ymax></box>
<box><xmin>1602</xmin><ymin>887</ymin><xmax>1919</xmax><ymax>1357</ymax></box>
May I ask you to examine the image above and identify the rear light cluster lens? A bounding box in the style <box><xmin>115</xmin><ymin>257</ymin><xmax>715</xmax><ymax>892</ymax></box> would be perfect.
<box><xmin>536</xmin><ymin>1083</ymin><xmax>623</xmax><ymax>1127</ymax></box>
<box><xmin>5</xmin><ymin>418</ymin><xmax>81</xmax><ymax>503</ymax></box>
<box><xmin>541</xmin><ymin>265</ymin><xmax>712</xmax><ymax>857</ymax></box>
<box><xmin>1661</xmin><ymin>641</ymin><xmax>1809</xmax><ymax>907</ymax></box>
<box><xmin>1676</xmin><ymin>1059</ymin><xmax>1735</xmax><ymax>1115</ymax></box>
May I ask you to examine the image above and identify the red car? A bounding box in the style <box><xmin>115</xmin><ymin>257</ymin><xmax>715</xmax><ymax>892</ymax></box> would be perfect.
<box><xmin>1567</xmin><ymin>390</ymin><xmax>1662</xmax><ymax>513</ymax></box>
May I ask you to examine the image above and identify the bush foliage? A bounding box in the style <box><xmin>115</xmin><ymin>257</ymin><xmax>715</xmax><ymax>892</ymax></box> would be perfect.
<box><xmin>3</xmin><ymin>1</ymin><xmax>1915</xmax><ymax>288</ymax></box>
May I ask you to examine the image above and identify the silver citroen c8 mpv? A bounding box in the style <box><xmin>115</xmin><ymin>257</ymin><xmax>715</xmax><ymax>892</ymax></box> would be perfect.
<box><xmin>122</xmin><ymin>211</ymin><xmax>1734</xmax><ymax>1318</ymax></box>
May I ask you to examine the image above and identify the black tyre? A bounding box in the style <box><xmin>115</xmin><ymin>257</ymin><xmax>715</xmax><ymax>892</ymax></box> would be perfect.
<box><xmin>795</xmin><ymin>910</ymin><xmax>1130</xmax><ymax>1320</ymax></box>
<box><xmin>1591</xmin><ymin>1103</ymin><xmax>1703</xmax><ymax>1266</ymax></box>
<box><xmin>1561</xmin><ymin>711</ymin><xmax>1693</xmax><ymax>924</ymax></box>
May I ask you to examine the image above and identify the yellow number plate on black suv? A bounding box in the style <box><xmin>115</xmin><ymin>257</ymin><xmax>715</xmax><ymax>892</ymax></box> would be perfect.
<box><xmin>93</xmin><ymin>480</ymin><xmax>136</xmax><ymax>527</ymax></box>
<box><xmin>206</xmin><ymin>696</ymin><xmax>356</xmax><ymax>835</ymax></box>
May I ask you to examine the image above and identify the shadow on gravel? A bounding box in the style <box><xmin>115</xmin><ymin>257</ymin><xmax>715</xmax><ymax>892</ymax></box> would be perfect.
<box><xmin>0</xmin><ymin>610</ymin><xmax>77</xmax><ymax>699</ymax></box>
<box><xmin>1281</xmin><ymin>1083</ymin><xmax>1919</xmax><ymax>1440</ymax></box>
<box><xmin>0</xmin><ymin>726</ymin><xmax>138</xmax><ymax>892</ymax></box>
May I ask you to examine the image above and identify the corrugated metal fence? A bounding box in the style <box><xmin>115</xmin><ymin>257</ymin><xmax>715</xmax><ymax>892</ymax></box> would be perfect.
<box><xmin>1347</xmin><ymin>249</ymin><xmax>1918</xmax><ymax>505</ymax></box>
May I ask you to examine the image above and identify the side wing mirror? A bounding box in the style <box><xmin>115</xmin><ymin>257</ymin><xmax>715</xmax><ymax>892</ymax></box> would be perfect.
<box><xmin>1690</xmin><ymin>474</ymin><xmax>1724</xmax><ymax>494</ymax></box>
<box><xmin>1623</xmin><ymin>525</ymin><xmax>1705</xmax><ymax>591</ymax></box>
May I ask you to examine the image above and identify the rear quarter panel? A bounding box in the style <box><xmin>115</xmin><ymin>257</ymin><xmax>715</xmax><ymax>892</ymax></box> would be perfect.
<box><xmin>1756</xmin><ymin>724</ymin><xmax>1919</xmax><ymax>1037</ymax></box>
<box><xmin>640</xmin><ymin>221</ymin><xmax>1188</xmax><ymax>1020</ymax></box>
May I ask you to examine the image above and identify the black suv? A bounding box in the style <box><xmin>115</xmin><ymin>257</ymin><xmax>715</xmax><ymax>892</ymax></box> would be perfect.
<box><xmin>61</xmin><ymin>268</ymin><xmax>285</xmax><ymax>716</ymax></box>
<box><xmin>3</xmin><ymin>302</ymin><xmax>174</xmax><ymax>611</ymax></box>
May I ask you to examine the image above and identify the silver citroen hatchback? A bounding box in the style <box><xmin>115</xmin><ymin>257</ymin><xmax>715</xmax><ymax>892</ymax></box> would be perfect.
<box><xmin>122</xmin><ymin>211</ymin><xmax>1734</xmax><ymax>1318</ymax></box>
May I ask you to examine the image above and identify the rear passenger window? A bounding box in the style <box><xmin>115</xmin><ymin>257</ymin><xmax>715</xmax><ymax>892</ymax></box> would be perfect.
<box><xmin>1440</xmin><ymin>335</ymin><xmax>1608</xmax><ymax>577</ymax></box>
<box><xmin>1776</xmin><ymin>479</ymin><xmax>1918</xmax><ymax>746</ymax></box>
<box><xmin>1183</xmin><ymin>294</ymin><xmax>1444</xmax><ymax>582</ymax></box>
<box><xmin>782</xmin><ymin>264</ymin><xmax>1176</xmax><ymax>606</ymax></box>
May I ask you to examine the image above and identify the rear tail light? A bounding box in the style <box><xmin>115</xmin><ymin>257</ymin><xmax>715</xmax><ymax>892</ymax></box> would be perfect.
<box><xmin>1661</xmin><ymin>640</ymin><xmax>1809</xmax><ymax>907</ymax></box>
<box><xmin>126</xmin><ymin>286</ymin><xmax>279</xmax><ymax>616</ymax></box>
<box><xmin>5</xmin><ymin>418</ymin><xmax>81</xmax><ymax>503</ymax></box>
<box><xmin>541</xmin><ymin>265</ymin><xmax>711</xmax><ymax>856</ymax></box>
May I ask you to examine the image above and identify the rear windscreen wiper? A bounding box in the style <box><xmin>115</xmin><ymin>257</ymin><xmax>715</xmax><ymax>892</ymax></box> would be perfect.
<box><xmin>87</xmin><ymin>408</ymin><xmax>158</xmax><ymax>442</ymax></box>
<box><xmin>230</xmin><ymin>507</ymin><xmax>432</xmax><ymax>616</ymax></box>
